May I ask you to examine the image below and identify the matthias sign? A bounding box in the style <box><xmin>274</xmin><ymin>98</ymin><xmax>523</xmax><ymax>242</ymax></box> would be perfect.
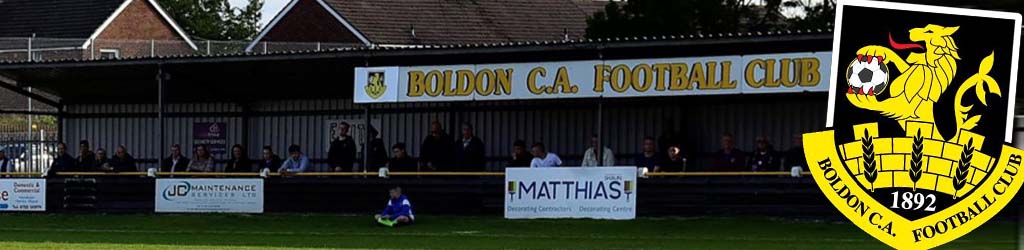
<box><xmin>355</xmin><ymin>52</ymin><xmax>832</xmax><ymax>103</ymax></box>
<box><xmin>803</xmin><ymin>0</ymin><xmax>1021</xmax><ymax>249</ymax></box>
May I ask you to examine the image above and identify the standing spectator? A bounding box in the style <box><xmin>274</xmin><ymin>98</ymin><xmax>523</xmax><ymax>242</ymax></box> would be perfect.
<box><xmin>453</xmin><ymin>123</ymin><xmax>485</xmax><ymax>171</ymax></box>
<box><xmin>507</xmin><ymin>140</ymin><xmax>532</xmax><ymax>167</ymax></box>
<box><xmin>529</xmin><ymin>143</ymin><xmax>562</xmax><ymax>168</ymax></box>
<box><xmin>749</xmin><ymin>136</ymin><xmax>780</xmax><ymax>172</ymax></box>
<box><xmin>366</xmin><ymin>126</ymin><xmax>389</xmax><ymax>172</ymax></box>
<box><xmin>162</xmin><ymin>144</ymin><xmax>190</xmax><ymax>173</ymax></box>
<box><xmin>388</xmin><ymin>143</ymin><xmax>417</xmax><ymax>172</ymax></box>
<box><xmin>634</xmin><ymin>136</ymin><xmax>662</xmax><ymax>170</ymax></box>
<box><xmin>0</xmin><ymin>149</ymin><xmax>13</xmax><ymax>173</ymax></box>
<box><xmin>49</xmin><ymin>142</ymin><xmax>75</xmax><ymax>175</ymax></box>
<box><xmin>328</xmin><ymin>122</ymin><xmax>357</xmax><ymax>172</ymax></box>
<box><xmin>658</xmin><ymin>146</ymin><xmax>688</xmax><ymax>172</ymax></box>
<box><xmin>279</xmin><ymin>144</ymin><xmax>310</xmax><ymax>173</ymax></box>
<box><xmin>258</xmin><ymin>146</ymin><xmax>283</xmax><ymax>172</ymax></box>
<box><xmin>420</xmin><ymin>121</ymin><xmax>453</xmax><ymax>171</ymax></box>
<box><xmin>225</xmin><ymin>144</ymin><xmax>253</xmax><ymax>172</ymax></box>
<box><xmin>94</xmin><ymin>148</ymin><xmax>112</xmax><ymax>171</ymax></box>
<box><xmin>711</xmin><ymin>133</ymin><xmax>746</xmax><ymax>172</ymax></box>
<box><xmin>109</xmin><ymin>145</ymin><xmax>137</xmax><ymax>172</ymax></box>
<box><xmin>784</xmin><ymin>135</ymin><xmax>808</xmax><ymax>172</ymax></box>
<box><xmin>188</xmin><ymin>144</ymin><xmax>216</xmax><ymax>172</ymax></box>
<box><xmin>582</xmin><ymin>134</ymin><xmax>615</xmax><ymax>167</ymax></box>
<box><xmin>76</xmin><ymin>140</ymin><xmax>96</xmax><ymax>171</ymax></box>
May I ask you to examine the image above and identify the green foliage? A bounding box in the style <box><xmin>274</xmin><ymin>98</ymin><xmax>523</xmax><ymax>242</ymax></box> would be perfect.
<box><xmin>585</xmin><ymin>0</ymin><xmax>835</xmax><ymax>39</ymax></box>
<box><xmin>157</xmin><ymin>0</ymin><xmax>264</xmax><ymax>40</ymax></box>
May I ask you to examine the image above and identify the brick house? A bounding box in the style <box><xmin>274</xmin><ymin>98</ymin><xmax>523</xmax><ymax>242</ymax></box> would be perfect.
<box><xmin>0</xmin><ymin>0</ymin><xmax>197</xmax><ymax>62</ymax></box>
<box><xmin>246</xmin><ymin>0</ymin><xmax>607</xmax><ymax>51</ymax></box>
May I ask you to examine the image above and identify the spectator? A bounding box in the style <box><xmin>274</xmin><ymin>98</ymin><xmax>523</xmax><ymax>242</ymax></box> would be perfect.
<box><xmin>453</xmin><ymin>123</ymin><xmax>485</xmax><ymax>171</ymax></box>
<box><xmin>328</xmin><ymin>122</ymin><xmax>357</xmax><ymax>172</ymax></box>
<box><xmin>529</xmin><ymin>143</ymin><xmax>562</xmax><ymax>168</ymax></box>
<box><xmin>375</xmin><ymin>186</ymin><xmax>414</xmax><ymax>227</ymax></box>
<box><xmin>366</xmin><ymin>126</ymin><xmax>389</xmax><ymax>171</ymax></box>
<box><xmin>711</xmin><ymin>133</ymin><xmax>746</xmax><ymax>171</ymax></box>
<box><xmin>784</xmin><ymin>135</ymin><xmax>808</xmax><ymax>172</ymax></box>
<box><xmin>0</xmin><ymin>149</ymin><xmax>13</xmax><ymax>173</ymax></box>
<box><xmin>420</xmin><ymin>121</ymin><xmax>453</xmax><ymax>171</ymax></box>
<box><xmin>507</xmin><ymin>140</ymin><xmax>532</xmax><ymax>167</ymax></box>
<box><xmin>76</xmin><ymin>140</ymin><xmax>96</xmax><ymax>171</ymax></box>
<box><xmin>634</xmin><ymin>136</ymin><xmax>662</xmax><ymax>170</ymax></box>
<box><xmin>258</xmin><ymin>146</ymin><xmax>283</xmax><ymax>172</ymax></box>
<box><xmin>109</xmin><ymin>145</ymin><xmax>137</xmax><ymax>172</ymax></box>
<box><xmin>48</xmin><ymin>142</ymin><xmax>75</xmax><ymax>175</ymax></box>
<box><xmin>225</xmin><ymin>144</ymin><xmax>252</xmax><ymax>172</ymax></box>
<box><xmin>749</xmin><ymin>136</ymin><xmax>780</xmax><ymax>172</ymax></box>
<box><xmin>582</xmin><ymin>134</ymin><xmax>615</xmax><ymax>167</ymax></box>
<box><xmin>161</xmin><ymin>144</ymin><xmax>190</xmax><ymax>173</ymax></box>
<box><xmin>188</xmin><ymin>144</ymin><xmax>216</xmax><ymax>172</ymax></box>
<box><xmin>94</xmin><ymin>148</ymin><xmax>112</xmax><ymax>171</ymax></box>
<box><xmin>279</xmin><ymin>144</ymin><xmax>310</xmax><ymax>173</ymax></box>
<box><xmin>388</xmin><ymin>143</ymin><xmax>417</xmax><ymax>172</ymax></box>
<box><xmin>658</xmin><ymin>146</ymin><xmax>688</xmax><ymax>172</ymax></box>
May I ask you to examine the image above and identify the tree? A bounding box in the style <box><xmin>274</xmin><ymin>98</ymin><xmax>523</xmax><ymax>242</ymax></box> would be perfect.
<box><xmin>157</xmin><ymin>0</ymin><xmax>264</xmax><ymax>40</ymax></box>
<box><xmin>585</xmin><ymin>0</ymin><xmax>835</xmax><ymax>39</ymax></box>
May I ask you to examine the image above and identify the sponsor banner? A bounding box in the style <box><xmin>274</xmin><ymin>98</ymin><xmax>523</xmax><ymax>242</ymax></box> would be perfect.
<box><xmin>355</xmin><ymin>52</ymin><xmax>831</xmax><ymax>103</ymax></box>
<box><xmin>156</xmin><ymin>179</ymin><xmax>263</xmax><ymax>213</ymax></box>
<box><xmin>505</xmin><ymin>167</ymin><xmax>637</xmax><ymax>220</ymax></box>
<box><xmin>193</xmin><ymin>122</ymin><xmax>228</xmax><ymax>155</ymax></box>
<box><xmin>0</xmin><ymin>179</ymin><xmax>45</xmax><ymax>211</ymax></box>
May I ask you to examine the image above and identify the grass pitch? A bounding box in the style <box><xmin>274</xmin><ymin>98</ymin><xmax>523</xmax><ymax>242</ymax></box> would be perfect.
<box><xmin>0</xmin><ymin>213</ymin><xmax>1014</xmax><ymax>250</ymax></box>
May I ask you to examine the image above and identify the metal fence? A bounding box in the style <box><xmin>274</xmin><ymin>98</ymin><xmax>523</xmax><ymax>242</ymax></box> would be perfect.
<box><xmin>0</xmin><ymin>37</ymin><xmax>365</xmax><ymax>62</ymax></box>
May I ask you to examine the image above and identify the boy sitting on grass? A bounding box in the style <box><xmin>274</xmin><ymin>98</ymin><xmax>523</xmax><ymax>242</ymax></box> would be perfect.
<box><xmin>375</xmin><ymin>186</ymin><xmax>414</xmax><ymax>227</ymax></box>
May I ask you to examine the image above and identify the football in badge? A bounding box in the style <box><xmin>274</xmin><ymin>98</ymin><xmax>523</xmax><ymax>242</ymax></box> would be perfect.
<box><xmin>845</xmin><ymin>57</ymin><xmax>889</xmax><ymax>95</ymax></box>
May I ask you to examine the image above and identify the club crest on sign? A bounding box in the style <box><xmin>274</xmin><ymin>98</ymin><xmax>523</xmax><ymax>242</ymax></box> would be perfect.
<box><xmin>803</xmin><ymin>1</ymin><xmax>1022</xmax><ymax>249</ymax></box>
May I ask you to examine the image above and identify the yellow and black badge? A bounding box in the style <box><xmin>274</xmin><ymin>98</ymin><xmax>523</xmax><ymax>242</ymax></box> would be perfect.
<box><xmin>365</xmin><ymin>71</ymin><xmax>387</xmax><ymax>100</ymax></box>
<box><xmin>805</xmin><ymin>0</ymin><xmax>1022</xmax><ymax>249</ymax></box>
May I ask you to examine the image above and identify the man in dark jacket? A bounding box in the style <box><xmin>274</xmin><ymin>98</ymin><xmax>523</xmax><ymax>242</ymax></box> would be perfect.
<box><xmin>749</xmin><ymin>136</ymin><xmax>780</xmax><ymax>172</ymax></box>
<box><xmin>711</xmin><ymin>133</ymin><xmax>746</xmax><ymax>172</ymax></box>
<box><xmin>328</xmin><ymin>122</ymin><xmax>357</xmax><ymax>172</ymax></box>
<box><xmin>109</xmin><ymin>145</ymin><xmax>137</xmax><ymax>172</ymax></box>
<box><xmin>453</xmin><ymin>123</ymin><xmax>485</xmax><ymax>171</ymax></box>
<box><xmin>366</xmin><ymin>126</ymin><xmax>389</xmax><ymax>172</ymax></box>
<box><xmin>507</xmin><ymin>140</ymin><xmax>532</xmax><ymax>167</ymax></box>
<box><xmin>258</xmin><ymin>146</ymin><xmax>283</xmax><ymax>172</ymax></box>
<box><xmin>48</xmin><ymin>142</ymin><xmax>75</xmax><ymax>176</ymax></box>
<box><xmin>420</xmin><ymin>121</ymin><xmax>452</xmax><ymax>171</ymax></box>
<box><xmin>388</xmin><ymin>143</ymin><xmax>417</xmax><ymax>172</ymax></box>
<box><xmin>76</xmin><ymin>140</ymin><xmax>96</xmax><ymax>171</ymax></box>
<box><xmin>161</xmin><ymin>144</ymin><xmax>191</xmax><ymax>173</ymax></box>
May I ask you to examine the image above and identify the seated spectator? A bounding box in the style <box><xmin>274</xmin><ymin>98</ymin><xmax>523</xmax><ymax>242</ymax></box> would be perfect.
<box><xmin>375</xmin><ymin>186</ymin><xmax>414</xmax><ymax>227</ymax></box>
<box><xmin>188</xmin><ymin>144</ymin><xmax>216</xmax><ymax>172</ymax></box>
<box><xmin>161</xmin><ymin>144</ymin><xmax>190</xmax><ymax>173</ymax></box>
<box><xmin>388</xmin><ymin>143</ymin><xmax>417</xmax><ymax>172</ymax></box>
<box><xmin>420</xmin><ymin>121</ymin><xmax>453</xmax><ymax>171</ymax></box>
<box><xmin>453</xmin><ymin>122</ymin><xmax>485</xmax><ymax>171</ymax></box>
<box><xmin>749</xmin><ymin>136</ymin><xmax>780</xmax><ymax>172</ymax></box>
<box><xmin>658</xmin><ymin>146</ymin><xmax>688</xmax><ymax>172</ymax></box>
<box><xmin>328</xmin><ymin>122</ymin><xmax>356</xmax><ymax>172</ymax></box>
<box><xmin>76</xmin><ymin>140</ymin><xmax>96</xmax><ymax>171</ymax></box>
<box><xmin>0</xmin><ymin>149</ymin><xmax>13</xmax><ymax>173</ymax></box>
<box><xmin>258</xmin><ymin>146</ymin><xmax>282</xmax><ymax>172</ymax></box>
<box><xmin>225</xmin><ymin>144</ymin><xmax>253</xmax><ymax>172</ymax></box>
<box><xmin>711</xmin><ymin>133</ymin><xmax>746</xmax><ymax>172</ymax></box>
<box><xmin>783</xmin><ymin>135</ymin><xmax>808</xmax><ymax>172</ymax></box>
<box><xmin>634</xmin><ymin>136</ymin><xmax>663</xmax><ymax>170</ymax></box>
<box><xmin>507</xmin><ymin>140</ymin><xmax>532</xmax><ymax>167</ymax></box>
<box><xmin>109</xmin><ymin>145</ymin><xmax>137</xmax><ymax>172</ymax></box>
<box><xmin>48</xmin><ymin>142</ymin><xmax>75</xmax><ymax>175</ymax></box>
<box><xmin>582</xmin><ymin>134</ymin><xmax>615</xmax><ymax>167</ymax></box>
<box><xmin>529</xmin><ymin>143</ymin><xmax>562</xmax><ymax>168</ymax></box>
<box><xmin>279</xmin><ymin>144</ymin><xmax>310</xmax><ymax>173</ymax></box>
<box><xmin>94</xmin><ymin>148</ymin><xmax>112</xmax><ymax>171</ymax></box>
<box><xmin>367</xmin><ymin>126</ymin><xmax>389</xmax><ymax>171</ymax></box>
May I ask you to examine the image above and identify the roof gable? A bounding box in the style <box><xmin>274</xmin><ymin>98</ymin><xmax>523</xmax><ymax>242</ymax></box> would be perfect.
<box><xmin>0</xmin><ymin>0</ymin><xmax>126</xmax><ymax>38</ymax></box>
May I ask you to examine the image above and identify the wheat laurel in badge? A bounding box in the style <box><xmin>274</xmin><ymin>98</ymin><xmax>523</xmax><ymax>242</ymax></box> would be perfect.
<box><xmin>803</xmin><ymin>0</ymin><xmax>1023</xmax><ymax>249</ymax></box>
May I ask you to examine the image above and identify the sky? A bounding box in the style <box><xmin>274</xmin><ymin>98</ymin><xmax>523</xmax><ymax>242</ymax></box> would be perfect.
<box><xmin>228</xmin><ymin>0</ymin><xmax>290</xmax><ymax>27</ymax></box>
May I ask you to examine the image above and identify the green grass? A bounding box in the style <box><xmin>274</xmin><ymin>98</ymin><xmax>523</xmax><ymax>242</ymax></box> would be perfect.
<box><xmin>0</xmin><ymin>213</ymin><xmax>1015</xmax><ymax>250</ymax></box>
